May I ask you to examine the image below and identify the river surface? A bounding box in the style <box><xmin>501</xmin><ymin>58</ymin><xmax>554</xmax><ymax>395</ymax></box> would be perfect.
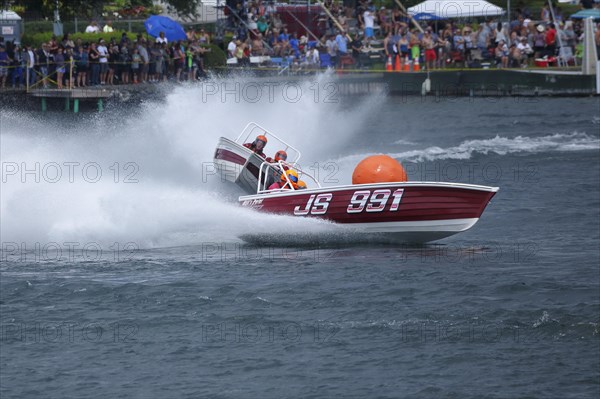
<box><xmin>1</xmin><ymin>77</ymin><xmax>599</xmax><ymax>398</ymax></box>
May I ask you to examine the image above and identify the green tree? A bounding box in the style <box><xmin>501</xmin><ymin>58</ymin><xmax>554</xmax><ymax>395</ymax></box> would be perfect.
<box><xmin>12</xmin><ymin>0</ymin><xmax>204</xmax><ymax>18</ymax></box>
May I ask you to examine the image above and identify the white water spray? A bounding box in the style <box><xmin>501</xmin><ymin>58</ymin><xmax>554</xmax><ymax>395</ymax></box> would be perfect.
<box><xmin>0</xmin><ymin>75</ymin><xmax>383</xmax><ymax>248</ymax></box>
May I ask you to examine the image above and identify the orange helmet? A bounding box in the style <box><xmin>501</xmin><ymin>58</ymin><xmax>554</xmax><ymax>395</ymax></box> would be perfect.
<box><xmin>256</xmin><ymin>135</ymin><xmax>268</xmax><ymax>144</ymax></box>
<box><xmin>274</xmin><ymin>150</ymin><xmax>287</xmax><ymax>162</ymax></box>
<box><xmin>296</xmin><ymin>180</ymin><xmax>307</xmax><ymax>189</ymax></box>
<box><xmin>254</xmin><ymin>135</ymin><xmax>267</xmax><ymax>150</ymax></box>
<box><xmin>280</xmin><ymin>169</ymin><xmax>298</xmax><ymax>187</ymax></box>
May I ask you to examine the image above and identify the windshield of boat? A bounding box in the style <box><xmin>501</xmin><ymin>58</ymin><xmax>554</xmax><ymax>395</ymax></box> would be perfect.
<box><xmin>257</xmin><ymin>160</ymin><xmax>321</xmax><ymax>194</ymax></box>
<box><xmin>236</xmin><ymin>122</ymin><xmax>301</xmax><ymax>163</ymax></box>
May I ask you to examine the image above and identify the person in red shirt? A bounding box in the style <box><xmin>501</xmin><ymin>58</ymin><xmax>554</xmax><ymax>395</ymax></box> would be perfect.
<box><xmin>243</xmin><ymin>134</ymin><xmax>268</xmax><ymax>158</ymax></box>
<box><xmin>545</xmin><ymin>23</ymin><xmax>556</xmax><ymax>57</ymax></box>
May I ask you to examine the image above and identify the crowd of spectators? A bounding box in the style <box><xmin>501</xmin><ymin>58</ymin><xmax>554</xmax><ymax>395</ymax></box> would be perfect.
<box><xmin>0</xmin><ymin>20</ymin><xmax>213</xmax><ymax>89</ymax></box>
<box><xmin>1</xmin><ymin>1</ymin><xmax>600</xmax><ymax>89</ymax></box>
<box><xmin>223</xmin><ymin>0</ymin><xmax>600</xmax><ymax>70</ymax></box>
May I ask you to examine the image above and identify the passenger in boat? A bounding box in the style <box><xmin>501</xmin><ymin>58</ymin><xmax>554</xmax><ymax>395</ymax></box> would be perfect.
<box><xmin>243</xmin><ymin>134</ymin><xmax>268</xmax><ymax>158</ymax></box>
<box><xmin>272</xmin><ymin>150</ymin><xmax>287</xmax><ymax>163</ymax></box>
<box><xmin>267</xmin><ymin>149</ymin><xmax>288</xmax><ymax>165</ymax></box>
<box><xmin>268</xmin><ymin>169</ymin><xmax>298</xmax><ymax>191</ymax></box>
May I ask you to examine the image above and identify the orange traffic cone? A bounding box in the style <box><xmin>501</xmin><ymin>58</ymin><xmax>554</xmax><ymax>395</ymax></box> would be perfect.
<box><xmin>386</xmin><ymin>56</ymin><xmax>393</xmax><ymax>71</ymax></box>
<box><xmin>394</xmin><ymin>54</ymin><xmax>401</xmax><ymax>71</ymax></box>
<box><xmin>413</xmin><ymin>57</ymin><xmax>421</xmax><ymax>72</ymax></box>
<box><xmin>403</xmin><ymin>55</ymin><xmax>410</xmax><ymax>72</ymax></box>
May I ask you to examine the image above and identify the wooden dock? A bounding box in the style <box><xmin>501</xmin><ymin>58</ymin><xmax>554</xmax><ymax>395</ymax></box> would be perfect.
<box><xmin>27</xmin><ymin>88</ymin><xmax>114</xmax><ymax>112</ymax></box>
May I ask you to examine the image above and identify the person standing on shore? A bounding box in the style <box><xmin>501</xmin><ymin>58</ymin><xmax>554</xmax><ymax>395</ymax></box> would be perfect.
<box><xmin>533</xmin><ymin>25</ymin><xmax>545</xmax><ymax>59</ymax></box>
<box><xmin>106</xmin><ymin>45</ymin><xmax>118</xmax><ymax>85</ymax></box>
<box><xmin>75</xmin><ymin>45</ymin><xmax>88</xmax><ymax>87</ymax></box>
<box><xmin>363</xmin><ymin>7</ymin><xmax>375</xmax><ymax>45</ymax></box>
<box><xmin>351</xmin><ymin>33</ymin><xmax>363</xmax><ymax>68</ymax></box>
<box><xmin>172</xmin><ymin>41</ymin><xmax>184</xmax><ymax>81</ymax></box>
<box><xmin>198</xmin><ymin>29</ymin><xmax>210</xmax><ymax>45</ymax></box>
<box><xmin>383</xmin><ymin>31</ymin><xmax>394</xmax><ymax>62</ymax></box>
<box><xmin>423</xmin><ymin>30</ymin><xmax>436</xmax><ymax>70</ymax></box>
<box><xmin>131</xmin><ymin>47</ymin><xmax>141</xmax><ymax>83</ymax></box>
<box><xmin>97</xmin><ymin>39</ymin><xmax>108</xmax><ymax>84</ymax></box>
<box><xmin>138</xmin><ymin>40</ymin><xmax>149</xmax><ymax>83</ymax></box>
<box><xmin>25</xmin><ymin>44</ymin><xmax>36</xmax><ymax>87</ymax></box>
<box><xmin>227</xmin><ymin>36</ymin><xmax>237</xmax><ymax>59</ymax></box>
<box><xmin>326</xmin><ymin>34</ymin><xmax>338</xmax><ymax>67</ymax></box>
<box><xmin>335</xmin><ymin>30</ymin><xmax>348</xmax><ymax>62</ymax></box>
<box><xmin>88</xmin><ymin>42</ymin><xmax>100</xmax><ymax>85</ymax></box>
<box><xmin>156</xmin><ymin>31</ymin><xmax>168</xmax><ymax>45</ymax></box>
<box><xmin>540</xmin><ymin>5</ymin><xmax>551</xmax><ymax>24</ymax></box>
<box><xmin>544</xmin><ymin>23</ymin><xmax>557</xmax><ymax>58</ymax></box>
<box><xmin>119</xmin><ymin>46</ymin><xmax>130</xmax><ymax>85</ymax></box>
<box><xmin>54</xmin><ymin>46</ymin><xmax>65</xmax><ymax>89</ymax></box>
<box><xmin>85</xmin><ymin>21</ymin><xmax>100</xmax><ymax>34</ymax></box>
<box><xmin>0</xmin><ymin>45</ymin><xmax>10</xmax><ymax>89</ymax></box>
<box><xmin>103</xmin><ymin>20</ymin><xmax>114</xmax><ymax>33</ymax></box>
<box><xmin>11</xmin><ymin>44</ymin><xmax>24</xmax><ymax>88</ymax></box>
<box><xmin>35</xmin><ymin>43</ymin><xmax>48</xmax><ymax>89</ymax></box>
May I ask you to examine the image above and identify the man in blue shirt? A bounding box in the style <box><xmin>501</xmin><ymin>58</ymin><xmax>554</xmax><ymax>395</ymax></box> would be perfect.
<box><xmin>336</xmin><ymin>30</ymin><xmax>348</xmax><ymax>57</ymax></box>
<box><xmin>277</xmin><ymin>28</ymin><xmax>291</xmax><ymax>55</ymax></box>
<box><xmin>278</xmin><ymin>27</ymin><xmax>290</xmax><ymax>43</ymax></box>
<box><xmin>289</xmin><ymin>33</ymin><xmax>300</xmax><ymax>58</ymax></box>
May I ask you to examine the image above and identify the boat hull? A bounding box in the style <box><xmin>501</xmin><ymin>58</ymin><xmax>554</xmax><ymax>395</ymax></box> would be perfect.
<box><xmin>214</xmin><ymin>137</ymin><xmax>279</xmax><ymax>194</ymax></box>
<box><xmin>239</xmin><ymin>182</ymin><xmax>498</xmax><ymax>243</ymax></box>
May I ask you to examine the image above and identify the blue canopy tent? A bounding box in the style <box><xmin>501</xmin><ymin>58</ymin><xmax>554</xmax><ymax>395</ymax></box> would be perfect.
<box><xmin>413</xmin><ymin>12</ymin><xmax>444</xmax><ymax>21</ymax></box>
<box><xmin>569</xmin><ymin>9</ymin><xmax>600</xmax><ymax>20</ymax></box>
<box><xmin>144</xmin><ymin>15</ymin><xmax>187</xmax><ymax>42</ymax></box>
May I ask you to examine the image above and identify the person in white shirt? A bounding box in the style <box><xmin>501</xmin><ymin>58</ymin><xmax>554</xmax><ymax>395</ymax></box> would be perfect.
<box><xmin>85</xmin><ymin>21</ymin><xmax>100</xmax><ymax>33</ymax></box>
<box><xmin>227</xmin><ymin>38</ymin><xmax>237</xmax><ymax>59</ymax></box>
<box><xmin>26</xmin><ymin>45</ymin><xmax>35</xmax><ymax>84</ymax></box>
<box><xmin>305</xmin><ymin>46</ymin><xmax>320</xmax><ymax>68</ymax></box>
<box><xmin>97</xmin><ymin>39</ymin><xmax>109</xmax><ymax>84</ymax></box>
<box><xmin>363</xmin><ymin>9</ymin><xmax>375</xmax><ymax>42</ymax></box>
<box><xmin>516</xmin><ymin>37</ymin><xmax>533</xmax><ymax>67</ymax></box>
<box><xmin>156</xmin><ymin>31</ymin><xmax>168</xmax><ymax>44</ymax></box>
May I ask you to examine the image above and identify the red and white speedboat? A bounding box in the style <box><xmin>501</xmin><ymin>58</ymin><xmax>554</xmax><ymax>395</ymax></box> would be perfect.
<box><xmin>214</xmin><ymin>123</ymin><xmax>498</xmax><ymax>243</ymax></box>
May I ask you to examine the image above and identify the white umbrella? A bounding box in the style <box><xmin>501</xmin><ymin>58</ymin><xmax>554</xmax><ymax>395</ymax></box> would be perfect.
<box><xmin>407</xmin><ymin>0</ymin><xmax>504</xmax><ymax>19</ymax></box>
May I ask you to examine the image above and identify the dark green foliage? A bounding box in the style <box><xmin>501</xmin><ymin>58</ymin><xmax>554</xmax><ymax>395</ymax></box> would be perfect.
<box><xmin>203</xmin><ymin>44</ymin><xmax>226</xmax><ymax>69</ymax></box>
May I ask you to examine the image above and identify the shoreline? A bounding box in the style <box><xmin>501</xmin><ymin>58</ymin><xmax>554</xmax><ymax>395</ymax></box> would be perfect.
<box><xmin>1</xmin><ymin>68</ymin><xmax>597</xmax><ymax>112</ymax></box>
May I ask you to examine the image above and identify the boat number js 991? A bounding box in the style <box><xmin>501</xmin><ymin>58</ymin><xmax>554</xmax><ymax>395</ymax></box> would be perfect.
<box><xmin>293</xmin><ymin>189</ymin><xmax>404</xmax><ymax>216</ymax></box>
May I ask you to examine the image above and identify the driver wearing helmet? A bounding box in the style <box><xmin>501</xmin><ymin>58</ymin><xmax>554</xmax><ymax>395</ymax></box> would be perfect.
<box><xmin>268</xmin><ymin>169</ymin><xmax>298</xmax><ymax>190</ymax></box>
<box><xmin>268</xmin><ymin>150</ymin><xmax>289</xmax><ymax>169</ymax></box>
<box><xmin>273</xmin><ymin>150</ymin><xmax>287</xmax><ymax>163</ymax></box>
<box><xmin>243</xmin><ymin>134</ymin><xmax>268</xmax><ymax>158</ymax></box>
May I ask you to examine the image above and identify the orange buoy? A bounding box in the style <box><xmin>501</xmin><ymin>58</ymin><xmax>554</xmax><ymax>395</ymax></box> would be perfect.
<box><xmin>352</xmin><ymin>155</ymin><xmax>408</xmax><ymax>185</ymax></box>
<box><xmin>403</xmin><ymin>56</ymin><xmax>410</xmax><ymax>72</ymax></box>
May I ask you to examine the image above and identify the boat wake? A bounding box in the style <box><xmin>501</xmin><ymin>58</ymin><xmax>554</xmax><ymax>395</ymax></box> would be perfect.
<box><xmin>333</xmin><ymin>132</ymin><xmax>600</xmax><ymax>165</ymax></box>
